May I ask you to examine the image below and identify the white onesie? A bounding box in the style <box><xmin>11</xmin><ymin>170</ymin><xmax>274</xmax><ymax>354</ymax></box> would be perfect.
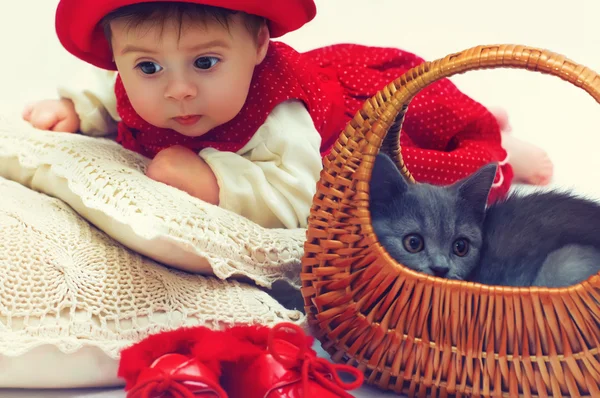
<box><xmin>58</xmin><ymin>65</ymin><xmax>323</xmax><ymax>229</ymax></box>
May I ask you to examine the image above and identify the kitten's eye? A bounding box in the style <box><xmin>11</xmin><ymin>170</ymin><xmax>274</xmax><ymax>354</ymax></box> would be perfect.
<box><xmin>453</xmin><ymin>239</ymin><xmax>470</xmax><ymax>256</ymax></box>
<box><xmin>136</xmin><ymin>61</ymin><xmax>163</xmax><ymax>75</ymax></box>
<box><xmin>194</xmin><ymin>56</ymin><xmax>220</xmax><ymax>70</ymax></box>
<box><xmin>403</xmin><ymin>234</ymin><xmax>424</xmax><ymax>253</ymax></box>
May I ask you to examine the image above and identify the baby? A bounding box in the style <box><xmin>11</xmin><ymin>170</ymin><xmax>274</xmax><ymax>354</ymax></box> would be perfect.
<box><xmin>23</xmin><ymin>0</ymin><xmax>552</xmax><ymax>229</ymax></box>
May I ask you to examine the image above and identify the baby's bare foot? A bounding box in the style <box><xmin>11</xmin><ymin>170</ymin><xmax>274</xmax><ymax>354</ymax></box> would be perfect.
<box><xmin>502</xmin><ymin>132</ymin><xmax>553</xmax><ymax>186</ymax></box>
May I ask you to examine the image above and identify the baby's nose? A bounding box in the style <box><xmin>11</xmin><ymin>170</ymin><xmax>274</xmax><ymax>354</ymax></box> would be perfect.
<box><xmin>165</xmin><ymin>79</ymin><xmax>198</xmax><ymax>101</ymax></box>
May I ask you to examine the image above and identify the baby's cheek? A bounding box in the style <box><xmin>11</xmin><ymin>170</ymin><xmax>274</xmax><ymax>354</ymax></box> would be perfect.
<box><xmin>210</xmin><ymin>83</ymin><xmax>248</xmax><ymax>124</ymax></box>
<box><xmin>130</xmin><ymin>93</ymin><xmax>166</xmax><ymax>126</ymax></box>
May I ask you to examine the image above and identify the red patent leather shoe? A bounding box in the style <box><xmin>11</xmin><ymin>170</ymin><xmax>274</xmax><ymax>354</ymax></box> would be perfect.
<box><xmin>118</xmin><ymin>324</ymin><xmax>262</xmax><ymax>398</ymax></box>
<box><xmin>222</xmin><ymin>323</ymin><xmax>364</xmax><ymax>398</ymax></box>
<box><xmin>126</xmin><ymin>353</ymin><xmax>228</xmax><ymax>398</ymax></box>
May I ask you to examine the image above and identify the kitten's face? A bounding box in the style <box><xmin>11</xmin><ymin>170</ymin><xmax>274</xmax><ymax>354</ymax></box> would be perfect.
<box><xmin>369</xmin><ymin>154</ymin><xmax>497</xmax><ymax>280</ymax></box>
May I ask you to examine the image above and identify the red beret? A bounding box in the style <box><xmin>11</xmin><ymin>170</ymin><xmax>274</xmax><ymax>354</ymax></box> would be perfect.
<box><xmin>55</xmin><ymin>0</ymin><xmax>316</xmax><ymax>70</ymax></box>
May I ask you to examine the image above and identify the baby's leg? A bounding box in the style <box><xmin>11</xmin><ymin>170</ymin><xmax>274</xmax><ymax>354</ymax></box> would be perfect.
<box><xmin>491</xmin><ymin>108</ymin><xmax>554</xmax><ymax>186</ymax></box>
<box><xmin>534</xmin><ymin>244</ymin><xmax>600</xmax><ymax>287</ymax></box>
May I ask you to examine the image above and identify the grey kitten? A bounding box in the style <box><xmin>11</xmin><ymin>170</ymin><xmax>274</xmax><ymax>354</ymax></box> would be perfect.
<box><xmin>369</xmin><ymin>153</ymin><xmax>600</xmax><ymax>287</ymax></box>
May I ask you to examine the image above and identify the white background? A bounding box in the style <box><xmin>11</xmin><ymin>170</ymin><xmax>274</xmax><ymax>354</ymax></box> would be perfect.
<box><xmin>0</xmin><ymin>0</ymin><xmax>599</xmax><ymax>396</ymax></box>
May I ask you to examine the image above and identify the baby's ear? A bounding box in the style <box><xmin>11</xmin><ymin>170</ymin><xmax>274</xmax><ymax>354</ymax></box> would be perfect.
<box><xmin>369</xmin><ymin>153</ymin><xmax>409</xmax><ymax>202</ymax></box>
<box><xmin>255</xmin><ymin>23</ymin><xmax>270</xmax><ymax>65</ymax></box>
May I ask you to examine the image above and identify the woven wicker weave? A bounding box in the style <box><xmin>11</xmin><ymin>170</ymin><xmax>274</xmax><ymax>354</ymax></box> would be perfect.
<box><xmin>301</xmin><ymin>44</ymin><xmax>600</xmax><ymax>398</ymax></box>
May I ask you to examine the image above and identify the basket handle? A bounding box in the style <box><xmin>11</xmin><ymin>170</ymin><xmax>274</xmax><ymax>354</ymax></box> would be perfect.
<box><xmin>361</xmin><ymin>44</ymin><xmax>600</xmax><ymax>183</ymax></box>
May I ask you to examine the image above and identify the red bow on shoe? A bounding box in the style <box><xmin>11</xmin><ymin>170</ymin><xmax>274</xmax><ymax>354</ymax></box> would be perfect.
<box><xmin>223</xmin><ymin>322</ymin><xmax>364</xmax><ymax>398</ymax></box>
<box><xmin>266</xmin><ymin>323</ymin><xmax>364</xmax><ymax>397</ymax></box>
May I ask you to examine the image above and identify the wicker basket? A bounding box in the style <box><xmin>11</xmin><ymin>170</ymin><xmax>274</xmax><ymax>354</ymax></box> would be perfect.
<box><xmin>300</xmin><ymin>44</ymin><xmax>600</xmax><ymax>398</ymax></box>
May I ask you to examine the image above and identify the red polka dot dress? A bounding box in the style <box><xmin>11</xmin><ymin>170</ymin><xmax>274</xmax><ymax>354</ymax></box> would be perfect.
<box><xmin>115</xmin><ymin>41</ymin><xmax>512</xmax><ymax>202</ymax></box>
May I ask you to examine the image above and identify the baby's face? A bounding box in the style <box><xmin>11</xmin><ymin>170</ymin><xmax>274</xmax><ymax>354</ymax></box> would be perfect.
<box><xmin>110</xmin><ymin>14</ymin><xmax>268</xmax><ymax>137</ymax></box>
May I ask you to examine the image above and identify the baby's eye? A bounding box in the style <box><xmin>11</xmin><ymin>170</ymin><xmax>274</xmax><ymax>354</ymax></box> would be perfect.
<box><xmin>136</xmin><ymin>62</ymin><xmax>163</xmax><ymax>75</ymax></box>
<box><xmin>194</xmin><ymin>56</ymin><xmax>220</xmax><ymax>70</ymax></box>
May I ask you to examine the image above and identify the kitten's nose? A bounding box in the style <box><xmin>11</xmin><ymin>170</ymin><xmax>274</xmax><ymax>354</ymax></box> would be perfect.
<box><xmin>431</xmin><ymin>264</ymin><xmax>450</xmax><ymax>277</ymax></box>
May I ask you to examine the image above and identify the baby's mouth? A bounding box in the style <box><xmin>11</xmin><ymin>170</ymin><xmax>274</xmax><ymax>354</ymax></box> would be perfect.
<box><xmin>173</xmin><ymin>115</ymin><xmax>202</xmax><ymax>126</ymax></box>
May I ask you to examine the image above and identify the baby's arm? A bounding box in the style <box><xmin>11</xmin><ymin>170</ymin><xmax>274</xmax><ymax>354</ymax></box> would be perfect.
<box><xmin>23</xmin><ymin>64</ymin><xmax>119</xmax><ymax>136</ymax></box>
<box><xmin>199</xmin><ymin>100</ymin><xmax>322</xmax><ymax>229</ymax></box>
<box><xmin>145</xmin><ymin>145</ymin><xmax>220</xmax><ymax>205</ymax></box>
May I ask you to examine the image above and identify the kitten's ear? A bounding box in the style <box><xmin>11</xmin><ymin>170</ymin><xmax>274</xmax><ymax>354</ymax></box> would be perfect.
<box><xmin>370</xmin><ymin>153</ymin><xmax>409</xmax><ymax>201</ymax></box>
<box><xmin>455</xmin><ymin>163</ymin><xmax>498</xmax><ymax>213</ymax></box>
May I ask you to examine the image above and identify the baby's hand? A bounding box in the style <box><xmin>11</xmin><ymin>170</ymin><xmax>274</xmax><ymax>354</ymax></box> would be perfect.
<box><xmin>22</xmin><ymin>99</ymin><xmax>80</xmax><ymax>133</ymax></box>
